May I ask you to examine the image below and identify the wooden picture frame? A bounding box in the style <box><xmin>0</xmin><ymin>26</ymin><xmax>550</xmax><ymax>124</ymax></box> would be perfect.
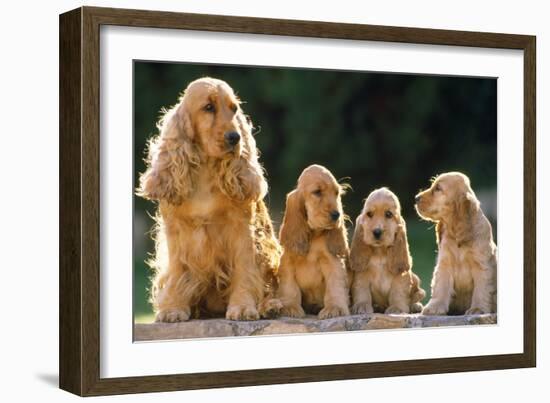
<box><xmin>59</xmin><ymin>6</ymin><xmax>536</xmax><ymax>396</ymax></box>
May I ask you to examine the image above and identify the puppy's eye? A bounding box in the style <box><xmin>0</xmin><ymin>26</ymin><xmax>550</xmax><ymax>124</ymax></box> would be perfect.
<box><xmin>434</xmin><ymin>184</ymin><xmax>442</xmax><ymax>192</ymax></box>
<box><xmin>385</xmin><ymin>211</ymin><xmax>393</xmax><ymax>219</ymax></box>
<box><xmin>231</xmin><ymin>104</ymin><xmax>238</xmax><ymax>113</ymax></box>
<box><xmin>312</xmin><ymin>189</ymin><xmax>322</xmax><ymax>197</ymax></box>
<box><xmin>366</xmin><ymin>211</ymin><xmax>373</xmax><ymax>218</ymax></box>
<box><xmin>204</xmin><ymin>103</ymin><xmax>215</xmax><ymax>112</ymax></box>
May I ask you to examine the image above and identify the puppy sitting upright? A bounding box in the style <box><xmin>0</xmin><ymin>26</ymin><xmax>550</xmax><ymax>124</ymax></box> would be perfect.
<box><xmin>350</xmin><ymin>188</ymin><xmax>425</xmax><ymax>314</ymax></box>
<box><xmin>277</xmin><ymin>165</ymin><xmax>350</xmax><ymax>319</ymax></box>
<box><xmin>415</xmin><ymin>172</ymin><xmax>497</xmax><ymax>315</ymax></box>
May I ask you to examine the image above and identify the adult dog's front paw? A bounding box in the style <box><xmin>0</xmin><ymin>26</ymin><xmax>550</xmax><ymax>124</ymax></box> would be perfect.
<box><xmin>410</xmin><ymin>302</ymin><xmax>423</xmax><ymax>314</ymax></box>
<box><xmin>318</xmin><ymin>305</ymin><xmax>349</xmax><ymax>319</ymax></box>
<box><xmin>422</xmin><ymin>301</ymin><xmax>448</xmax><ymax>316</ymax></box>
<box><xmin>155</xmin><ymin>308</ymin><xmax>190</xmax><ymax>323</ymax></box>
<box><xmin>351</xmin><ymin>302</ymin><xmax>374</xmax><ymax>315</ymax></box>
<box><xmin>259</xmin><ymin>298</ymin><xmax>283</xmax><ymax>319</ymax></box>
<box><xmin>280</xmin><ymin>305</ymin><xmax>306</xmax><ymax>318</ymax></box>
<box><xmin>226</xmin><ymin>305</ymin><xmax>260</xmax><ymax>321</ymax></box>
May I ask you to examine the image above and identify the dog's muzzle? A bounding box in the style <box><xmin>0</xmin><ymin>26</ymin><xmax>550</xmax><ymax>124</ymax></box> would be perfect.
<box><xmin>224</xmin><ymin>131</ymin><xmax>241</xmax><ymax>147</ymax></box>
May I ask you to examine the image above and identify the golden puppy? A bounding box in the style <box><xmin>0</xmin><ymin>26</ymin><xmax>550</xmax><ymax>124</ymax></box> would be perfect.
<box><xmin>415</xmin><ymin>172</ymin><xmax>497</xmax><ymax>315</ymax></box>
<box><xmin>137</xmin><ymin>77</ymin><xmax>281</xmax><ymax>322</ymax></box>
<box><xmin>350</xmin><ymin>188</ymin><xmax>426</xmax><ymax>314</ymax></box>
<box><xmin>277</xmin><ymin>165</ymin><xmax>350</xmax><ymax>319</ymax></box>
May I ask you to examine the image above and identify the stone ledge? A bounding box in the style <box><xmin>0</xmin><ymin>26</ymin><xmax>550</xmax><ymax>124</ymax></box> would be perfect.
<box><xmin>134</xmin><ymin>313</ymin><xmax>497</xmax><ymax>341</ymax></box>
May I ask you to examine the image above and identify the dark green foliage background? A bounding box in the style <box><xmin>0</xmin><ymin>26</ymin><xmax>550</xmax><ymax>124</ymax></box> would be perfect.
<box><xmin>133</xmin><ymin>61</ymin><xmax>497</xmax><ymax>322</ymax></box>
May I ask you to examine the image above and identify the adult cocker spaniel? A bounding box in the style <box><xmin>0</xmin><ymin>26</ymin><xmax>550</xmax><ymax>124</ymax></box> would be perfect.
<box><xmin>350</xmin><ymin>188</ymin><xmax>426</xmax><ymax>314</ymax></box>
<box><xmin>277</xmin><ymin>165</ymin><xmax>350</xmax><ymax>319</ymax></box>
<box><xmin>137</xmin><ymin>77</ymin><xmax>281</xmax><ymax>322</ymax></box>
<box><xmin>415</xmin><ymin>172</ymin><xmax>497</xmax><ymax>315</ymax></box>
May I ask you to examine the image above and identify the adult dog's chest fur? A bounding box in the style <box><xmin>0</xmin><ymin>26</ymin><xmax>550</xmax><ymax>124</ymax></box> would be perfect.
<box><xmin>167</xmin><ymin>169</ymin><xmax>253</xmax><ymax>222</ymax></box>
<box><xmin>178</xmin><ymin>170</ymin><xmax>236</xmax><ymax>220</ymax></box>
<box><xmin>160</xmin><ymin>170</ymin><xmax>253</xmax><ymax>273</ymax></box>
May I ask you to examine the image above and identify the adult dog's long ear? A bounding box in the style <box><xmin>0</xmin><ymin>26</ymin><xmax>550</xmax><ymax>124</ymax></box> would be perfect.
<box><xmin>388</xmin><ymin>217</ymin><xmax>412</xmax><ymax>275</ymax></box>
<box><xmin>279</xmin><ymin>189</ymin><xmax>310</xmax><ymax>256</ymax></box>
<box><xmin>218</xmin><ymin>110</ymin><xmax>268</xmax><ymax>202</ymax></box>
<box><xmin>350</xmin><ymin>216</ymin><xmax>371</xmax><ymax>271</ymax></box>
<box><xmin>326</xmin><ymin>223</ymin><xmax>349</xmax><ymax>259</ymax></box>
<box><xmin>450</xmin><ymin>191</ymin><xmax>479</xmax><ymax>246</ymax></box>
<box><xmin>236</xmin><ymin>110</ymin><xmax>256</xmax><ymax>161</ymax></box>
<box><xmin>137</xmin><ymin>104</ymin><xmax>198</xmax><ymax>205</ymax></box>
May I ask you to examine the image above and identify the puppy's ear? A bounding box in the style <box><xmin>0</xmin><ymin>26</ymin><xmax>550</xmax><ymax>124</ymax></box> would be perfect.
<box><xmin>388</xmin><ymin>217</ymin><xmax>412</xmax><ymax>275</ymax></box>
<box><xmin>279</xmin><ymin>190</ymin><xmax>310</xmax><ymax>255</ymax></box>
<box><xmin>350</xmin><ymin>216</ymin><xmax>371</xmax><ymax>271</ymax></box>
<box><xmin>326</xmin><ymin>223</ymin><xmax>349</xmax><ymax>259</ymax></box>
<box><xmin>137</xmin><ymin>104</ymin><xmax>198</xmax><ymax>204</ymax></box>
<box><xmin>450</xmin><ymin>192</ymin><xmax>479</xmax><ymax>246</ymax></box>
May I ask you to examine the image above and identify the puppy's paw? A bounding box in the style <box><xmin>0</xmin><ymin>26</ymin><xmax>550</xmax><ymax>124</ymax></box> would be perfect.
<box><xmin>465</xmin><ymin>306</ymin><xmax>486</xmax><ymax>315</ymax></box>
<box><xmin>422</xmin><ymin>301</ymin><xmax>448</xmax><ymax>316</ymax></box>
<box><xmin>281</xmin><ymin>305</ymin><xmax>306</xmax><ymax>318</ymax></box>
<box><xmin>351</xmin><ymin>302</ymin><xmax>374</xmax><ymax>315</ymax></box>
<box><xmin>318</xmin><ymin>305</ymin><xmax>349</xmax><ymax>319</ymax></box>
<box><xmin>226</xmin><ymin>305</ymin><xmax>260</xmax><ymax>321</ymax></box>
<box><xmin>155</xmin><ymin>308</ymin><xmax>190</xmax><ymax>323</ymax></box>
<box><xmin>410</xmin><ymin>302</ymin><xmax>423</xmax><ymax>314</ymax></box>
<box><xmin>385</xmin><ymin>306</ymin><xmax>408</xmax><ymax>315</ymax></box>
<box><xmin>260</xmin><ymin>298</ymin><xmax>283</xmax><ymax>319</ymax></box>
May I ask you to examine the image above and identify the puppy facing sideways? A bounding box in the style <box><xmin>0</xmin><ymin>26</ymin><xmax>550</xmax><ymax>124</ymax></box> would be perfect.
<box><xmin>137</xmin><ymin>77</ymin><xmax>281</xmax><ymax>322</ymax></box>
<box><xmin>277</xmin><ymin>165</ymin><xmax>350</xmax><ymax>319</ymax></box>
<box><xmin>415</xmin><ymin>172</ymin><xmax>497</xmax><ymax>315</ymax></box>
<box><xmin>350</xmin><ymin>188</ymin><xmax>426</xmax><ymax>314</ymax></box>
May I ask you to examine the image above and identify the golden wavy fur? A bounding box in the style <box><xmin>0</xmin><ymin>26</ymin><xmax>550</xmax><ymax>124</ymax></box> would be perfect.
<box><xmin>350</xmin><ymin>188</ymin><xmax>426</xmax><ymax>314</ymax></box>
<box><xmin>277</xmin><ymin>165</ymin><xmax>350</xmax><ymax>319</ymax></box>
<box><xmin>415</xmin><ymin>172</ymin><xmax>497</xmax><ymax>315</ymax></box>
<box><xmin>137</xmin><ymin>77</ymin><xmax>281</xmax><ymax>322</ymax></box>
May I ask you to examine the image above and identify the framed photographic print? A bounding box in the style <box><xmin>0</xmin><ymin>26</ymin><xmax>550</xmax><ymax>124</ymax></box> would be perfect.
<box><xmin>59</xmin><ymin>6</ymin><xmax>536</xmax><ymax>396</ymax></box>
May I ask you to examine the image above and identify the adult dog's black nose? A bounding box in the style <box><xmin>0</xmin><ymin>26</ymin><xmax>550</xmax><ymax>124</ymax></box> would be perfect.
<box><xmin>415</xmin><ymin>194</ymin><xmax>422</xmax><ymax>203</ymax></box>
<box><xmin>373</xmin><ymin>228</ymin><xmax>383</xmax><ymax>240</ymax></box>
<box><xmin>330</xmin><ymin>210</ymin><xmax>340</xmax><ymax>221</ymax></box>
<box><xmin>224</xmin><ymin>131</ymin><xmax>241</xmax><ymax>146</ymax></box>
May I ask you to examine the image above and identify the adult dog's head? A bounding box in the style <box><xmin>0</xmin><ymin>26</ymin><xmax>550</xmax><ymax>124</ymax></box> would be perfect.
<box><xmin>180</xmin><ymin>77</ymin><xmax>248</xmax><ymax>158</ymax></box>
<box><xmin>279</xmin><ymin>165</ymin><xmax>348</xmax><ymax>257</ymax></box>
<box><xmin>350</xmin><ymin>188</ymin><xmax>411</xmax><ymax>274</ymax></box>
<box><xmin>137</xmin><ymin>77</ymin><xmax>261</xmax><ymax>204</ymax></box>
<box><xmin>415</xmin><ymin>172</ymin><xmax>480</xmax><ymax>244</ymax></box>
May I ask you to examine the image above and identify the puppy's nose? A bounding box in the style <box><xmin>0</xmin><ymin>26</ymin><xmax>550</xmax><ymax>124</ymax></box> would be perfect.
<box><xmin>224</xmin><ymin>131</ymin><xmax>241</xmax><ymax>146</ymax></box>
<box><xmin>415</xmin><ymin>195</ymin><xmax>422</xmax><ymax>203</ymax></box>
<box><xmin>373</xmin><ymin>228</ymin><xmax>383</xmax><ymax>240</ymax></box>
<box><xmin>330</xmin><ymin>210</ymin><xmax>340</xmax><ymax>221</ymax></box>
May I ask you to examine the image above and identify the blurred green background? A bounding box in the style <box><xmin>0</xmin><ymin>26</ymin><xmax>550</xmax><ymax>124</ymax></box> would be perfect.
<box><xmin>133</xmin><ymin>61</ymin><xmax>497</xmax><ymax>323</ymax></box>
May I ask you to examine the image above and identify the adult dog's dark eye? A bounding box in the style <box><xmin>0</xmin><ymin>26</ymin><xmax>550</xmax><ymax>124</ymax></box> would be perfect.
<box><xmin>434</xmin><ymin>184</ymin><xmax>442</xmax><ymax>192</ymax></box>
<box><xmin>231</xmin><ymin>104</ymin><xmax>238</xmax><ymax>113</ymax></box>
<box><xmin>385</xmin><ymin>211</ymin><xmax>393</xmax><ymax>219</ymax></box>
<box><xmin>366</xmin><ymin>211</ymin><xmax>373</xmax><ymax>218</ymax></box>
<box><xmin>313</xmin><ymin>189</ymin><xmax>322</xmax><ymax>197</ymax></box>
<box><xmin>204</xmin><ymin>103</ymin><xmax>215</xmax><ymax>112</ymax></box>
